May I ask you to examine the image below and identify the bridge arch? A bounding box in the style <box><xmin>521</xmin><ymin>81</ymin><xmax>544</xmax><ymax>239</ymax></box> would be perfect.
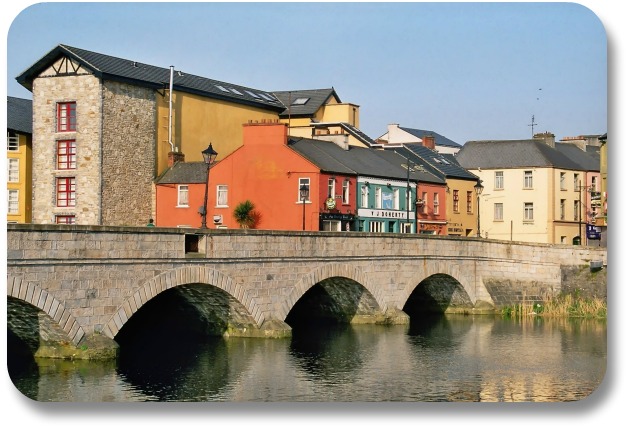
<box><xmin>399</xmin><ymin>260</ymin><xmax>494</xmax><ymax>313</ymax></box>
<box><xmin>6</xmin><ymin>274</ymin><xmax>85</xmax><ymax>346</ymax></box>
<box><xmin>278</xmin><ymin>262</ymin><xmax>387</xmax><ymax>322</ymax></box>
<box><xmin>102</xmin><ymin>266</ymin><xmax>256</xmax><ymax>340</ymax></box>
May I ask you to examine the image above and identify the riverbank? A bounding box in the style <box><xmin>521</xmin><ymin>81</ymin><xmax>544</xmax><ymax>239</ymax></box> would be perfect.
<box><xmin>502</xmin><ymin>291</ymin><xmax>607</xmax><ymax>319</ymax></box>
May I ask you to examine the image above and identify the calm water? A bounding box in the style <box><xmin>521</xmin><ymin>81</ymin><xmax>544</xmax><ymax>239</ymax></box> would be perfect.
<box><xmin>8</xmin><ymin>315</ymin><xmax>606</xmax><ymax>402</ymax></box>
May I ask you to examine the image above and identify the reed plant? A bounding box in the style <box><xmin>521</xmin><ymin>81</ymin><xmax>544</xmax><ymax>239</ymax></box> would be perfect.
<box><xmin>501</xmin><ymin>292</ymin><xmax>606</xmax><ymax>319</ymax></box>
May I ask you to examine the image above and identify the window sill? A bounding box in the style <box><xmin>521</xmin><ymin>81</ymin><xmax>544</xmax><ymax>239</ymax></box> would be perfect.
<box><xmin>176</xmin><ymin>205</ymin><xmax>189</xmax><ymax>208</ymax></box>
<box><xmin>215</xmin><ymin>205</ymin><xmax>229</xmax><ymax>209</ymax></box>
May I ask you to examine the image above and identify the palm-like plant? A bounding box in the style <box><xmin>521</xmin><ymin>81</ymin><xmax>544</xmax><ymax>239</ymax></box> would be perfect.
<box><xmin>233</xmin><ymin>200</ymin><xmax>257</xmax><ymax>229</ymax></box>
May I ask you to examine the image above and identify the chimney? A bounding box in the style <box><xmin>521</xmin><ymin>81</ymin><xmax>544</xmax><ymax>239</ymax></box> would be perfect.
<box><xmin>168</xmin><ymin>151</ymin><xmax>185</xmax><ymax>167</ymax></box>
<box><xmin>422</xmin><ymin>134</ymin><xmax>436</xmax><ymax>150</ymax></box>
<box><xmin>533</xmin><ymin>132</ymin><xmax>555</xmax><ymax>148</ymax></box>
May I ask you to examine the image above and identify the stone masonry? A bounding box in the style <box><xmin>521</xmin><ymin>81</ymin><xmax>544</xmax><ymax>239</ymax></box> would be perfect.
<box><xmin>7</xmin><ymin>224</ymin><xmax>607</xmax><ymax>359</ymax></box>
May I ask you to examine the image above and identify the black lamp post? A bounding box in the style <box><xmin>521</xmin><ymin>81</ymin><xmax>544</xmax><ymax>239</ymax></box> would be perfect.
<box><xmin>200</xmin><ymin>143</ymin><xmax>218</xmax><ymax>228</ymax></box>
<box><xmin>474</xmin><ymin>179</ymin><xmax>484</xmax><ymax>237</ymax></box>
<box><xmin>300</xmin><ymin>183</ymin><xmax>309</xmax><ymax>230</ymax></box>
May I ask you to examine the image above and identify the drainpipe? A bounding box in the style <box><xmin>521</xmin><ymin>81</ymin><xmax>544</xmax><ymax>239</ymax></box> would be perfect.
<box><xmin>168</xmin><ymin>65</ymin><xmax>175</xmax><ymax>152</ymax></box>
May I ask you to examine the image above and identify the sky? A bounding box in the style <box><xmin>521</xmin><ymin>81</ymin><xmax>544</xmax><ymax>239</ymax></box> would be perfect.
<box><xmin>3</xmin><ymin>1</ymin><xmax>610</xmax><ymax>145</ymax></box>
<box><xmin>1</xmin><ymin>0</ymin><xmax>625</xmax><ymax>425</ymax></box>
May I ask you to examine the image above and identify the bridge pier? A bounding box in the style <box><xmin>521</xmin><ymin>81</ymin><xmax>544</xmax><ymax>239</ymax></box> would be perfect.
<box><xmin>35</xmin><ymin>333</ymin><xmax>119</xmax><ymax>360</ymax></box>
<box><xmin>225</xmin><ymin>319</ymin><xmax>292</xmax><ymax>339</ymax></box>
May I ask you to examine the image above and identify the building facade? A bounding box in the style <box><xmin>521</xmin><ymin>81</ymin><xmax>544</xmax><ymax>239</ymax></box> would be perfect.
<box><xmin>7</xmin><ymin>96</ymin><xmax>33</xmax><ymax>224</ymax></box>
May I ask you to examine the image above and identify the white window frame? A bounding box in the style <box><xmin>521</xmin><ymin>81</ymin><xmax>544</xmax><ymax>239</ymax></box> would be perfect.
<box><xmin>393</xmin><ymin>188</ymin><xmax>399</xmax><ymax>210</ymax></box>
<box><xmin>375</xmin><ymin>187</ymin><xmax>382</xmax><ymax>209</ymax></box>
<box><xmin>495</xmin><ymin>171</ymin><xmax>504</xmax><ymax>190</ymax></box>
<box><xmin>422</xmin><ymin>191</ymin><xmax>428</xmax><ymax>214</ymax></box>
<box><xmin>342</xmin><ymin>180</ymin><xmax>350</xmax><ymax>204</ymax></box>
<box><xmin>7</xmin><ymin>132</ymin><xmax>19</xmax><ymax>151</ymax></box>
<box><xmin>361</xmin><ymin>185</ymin><xmax>369</xmax><ymax>208</ymax></box>
<box><xmin>524</xmin><ymin>171</ymin><xmax>533</xmax><ymax>189</ymax></box>
<box><xmin>177</xmin><ymin>185</ymin><xmax>189</xmax><ymax>207</ymax></box>
<box><xmin>524</xmin><ymin>202</ymin><xmax>534</xmax><ymax>221</ymax></box>
<box><xmin>369</xmin><ymin>221</ymin><xmax>384</xmax><ymax>233</ymax></box>
<box><xmin>8</xmin><ymin>189</ymin><xmax>18</xmax><ymax>214</ymax></box>
<box><xmin>401</xmin><ymin>223</ymin><xmax>413</xmax><ymax>234</ymax></box>
<box><xmin>573</xmin><ymin>173</ymin><xmax>580</xmax><ymax>191</ymax></box>
<box><xmin>8</xmin><ymin>158</ymin><xmax>19</xmax><ymax>182</ymax></box>
<box><xmin>560</xmin><ymin>172</ymin><xmax>566</xmax><ymax>190</ymax></box>
<box><xmin>494</xmin><ymin>203</ymin><xmax>503</xmax><ymax>221</ymax></box>
<box><xmin>560</xmin><ymin>199</ymin><xmax>566</xmax><ymax>220</ymax></box>
<box><xmin>298</xmin><ymin>178</ymin><xmax>310</xmax><ymax>202</ymax></box>
<box><xmin>328</xmin><ymin>178</ymin><xmax>336</xmax><ymax>198</ymax></box>
<box><xmin>433</xmin><ymin>193</ymin><xmax>439</xmax><ymax>215</ymax></box>
<box><xmin>216</xmin><ymin>184</ymin><xmax>228</xmax><ymax>207</ymax></box>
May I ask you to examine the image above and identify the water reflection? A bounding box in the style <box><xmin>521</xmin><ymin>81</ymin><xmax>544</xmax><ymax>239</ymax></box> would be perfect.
<box><xmin>8</xmin><ymin>316</ymin><xmax>606</xmax><ymax>402</ymax></box>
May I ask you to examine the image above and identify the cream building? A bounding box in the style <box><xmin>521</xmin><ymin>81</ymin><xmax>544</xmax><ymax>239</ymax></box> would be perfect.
<box><xmin>456</xmin><ymin>133</ymin><xmax>602</xmax><ymax>245</ymax></box>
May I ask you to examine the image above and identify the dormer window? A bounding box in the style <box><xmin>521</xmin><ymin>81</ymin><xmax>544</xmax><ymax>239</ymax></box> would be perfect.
<box><xmin>292</xmin><ymin>97</ymin><xmax>310</xmax><ymax>106</ymax></box>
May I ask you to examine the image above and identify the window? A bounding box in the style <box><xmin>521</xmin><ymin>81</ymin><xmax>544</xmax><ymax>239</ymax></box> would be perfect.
<box><xmin>494</xmin><ymin>203</ymin><xmax>503</xmax><ymax>221</ymax></box>
<box><xmin>55</xmin><ymin>215</ymin><xmax>75</xmax><ymax>224</ymax></box>
<box><xmin>560</xmin><ymin>172</ymin><xmax>566</xmax><ymax>190</ymax></box>
<box><xmin>292</xmin><ymin>97</ymin><xmax>310</xmax><ymax>105</ymax></box>
<box><xmin>361</xmin><ymin>185</ymin><xmax>369</xmax><ymax>208</ymax></box>
<box><xmin>57</xmin><ymin>140</ymin><xmax>77</xmax><ymax>170</ymax></box>
<box><xmin>7</xmin><ymin>132</ymin><xmax>19</xmax><ymax>151</ymax></box>
<box><xmin>328</xmin><ymin>178</ymin><xmax>336</xmax><ymax>198</ymax></box>
<box><xmin>298</xmin><ymin>178</ymin><xmax>310</xmax><ymax>202</ymax></box>
<box><xmin>524</xmin><ymin>202</ymin><xmax>534</xmax><ymax>221</ymax></box>
<box><xmin>406</xmin><ymin>188</ymin><xmax>412</xmax><ymax>211</ymax></box>
<box><xmin>433</xmin><ymin>193</ymin><xmax>439</xmax><ymax>215</ymax></box>
<box><xmin>369</xmin><ymin>221</ymin><xmax>384</xmax><ymax>233</ymax></box>
<box><xmin>342</xmin><ymin>180</ymin><xmax>349</xmax><ymax>204</ymax></box>
<box><xmin>561</xmin><ymin>236</ymin><xmax>567</xmax><ymax>244</ymax></box>
<box><xmin>574</xmin><ymin>201</ymin><xmax>579</xmax><ymax>221</ymax></box>
<box><xmin>57</xmin><ymin>102</ymin><xmax>77</xmax><ymax>132</ymax></box>
<box><xmin>453</xmin><ymin>190</ymin><xmax>459</xmax><ymax>212</ymax></box>
<box><xmin>573</xmin><ymin>173</ymin><xmax>580</xmax><ymax>191</ymax></box>
<box><xmin>177</xmin><ymin>185</ymin><xmax>189</xmax><ymax>207</ymax></box>
<box><xmin>322</xmin><ymin>220</ymin><xmax>341</xmax><ymax>231</ymax></box>
<box><xmin>495</xmin><ymin>171</ymin><xmax>504</xmax><ymax>189</ymax></box>
<box><xmin>421</xmin><ymin>192</ymin><xmax>428</xmax><ymax>214</ymax></box>
<box><xmin>591</xmin><ymin>176</ymin><xmax>598</xmax><ymax>192</ymax></box>
<box><xmin>56</xmin><ymin>177</ymin><xmax>76</xmax><ymax>207</ymax></box>
<box><xmin>466</xmin><ymin>191</ymin><xmax>473</xmax><ymax>213</ymax></box>
<box><xmin>217</xmin><ymin>185</ymin><xmax>228</xmax><ymax>207</ymax></box>
<box><xmin>402</xmin><ymin>223</ymin><xmax>413</xmax><ymax>233</ymax></box>
<box><xmin>8</xmin><ymin>190</ymin><xmax>18</xmax><ymax>214</ymax></box>
<box><xmin>524</xmin><ymin>171</ymin><xmax>533</xmax><ymax>189</ymax></box>
<box><xmin>375</xmin><ymin>187</ymin><xmax>381</xmax><ymax>209</ymax></box>
<box><xmin>560</xmin><ymin>199</ymin><xmax>566</xmax><ymax>220</ymax></box>
<box><xmin>391</xmin><ymin>189</ymin><xmax>399</xmax><ymax>210</ymax></box>
<box><xmin>8</xmin><ymin>158</ymin><xmax>19</xmax><ymax>182</ymax></box>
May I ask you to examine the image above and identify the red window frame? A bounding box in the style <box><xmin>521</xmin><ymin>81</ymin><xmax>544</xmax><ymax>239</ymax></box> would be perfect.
<box><xmin>57</xmin><ymin>140</ymin><xmax>77</xmax><ymax>170</ymax></box>
<box><xmin>57</xmin><ymin>102</ymin><xmax>77</xmax><ymax>132</ymax></box>
<box><xmin>55</xmin><ymin>215</ymin><xmax>76</xmax><ymax>224</ymax></box>
<box><xmin>56</xmin><ymin>177</ymin><xmax>76</xmax><ymax>207</ymax></box>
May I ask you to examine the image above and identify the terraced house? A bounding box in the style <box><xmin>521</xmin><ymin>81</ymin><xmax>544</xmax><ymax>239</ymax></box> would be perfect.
<box><xmin>16</xmin><ymin>44</ymin><xmax>365</xmax><ymax>226</ymax></box>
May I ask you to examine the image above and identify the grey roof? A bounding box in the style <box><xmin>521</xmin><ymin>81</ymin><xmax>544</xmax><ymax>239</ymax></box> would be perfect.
<box><xmin>401</xmin><ymin>143</ymin><xmax>478</xmax><ymax>180</ymax></box>
<box><xmin>16</xmin><ymin>44</ymin><xmax>286</xmax><ymax>112</ymax></box>
<box><xmin>7</xmin><ymin>96</ymin><xmax>32</xmax><ymax>134</ymax></box>
<box><xmin>273</xmin><ymin>88</ymin><xmax>340</xmax><ymax>118</ymax></box>
<box><xmin>155</xmin><ymin>162</ymin><xmax>209</xmax><ymax>184</ymax></box>
<box><xmin>289</xmin><ymin>137</ymin><xmax>444</xmax><ymax>184</ymax></box>
<box><xmin>456</xmin><ymin>139</ymin><xmax>584</xmax><ymax>170</ymax></box>
<box><xmin>555</xmin><ymin>143</ymin><xmax>600</xmax><ymax>171</ymax></box>
<box><xmin>399</xmin><ymin>127</ymin><xmax>462</xmax><ymax>148</ymax></box>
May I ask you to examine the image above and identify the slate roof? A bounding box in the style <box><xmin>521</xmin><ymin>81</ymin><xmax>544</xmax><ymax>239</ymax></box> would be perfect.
<box><xmin>155</xmin><ymin>161</ymin><xmax>210</xmax><ymax>184</ymax></box>
<box><xmin>16</xmin><ymin>44</ymin><xmax>286</xmax><ymax>112</ymax></box>
<box><xmin>399</xmin><ymin>143</ymin><xmax>478</xmax><ymax>180</ymax></box>
<box><xmin>456</xmin><ymin>140</ymin><xmax>584</xmax><ymax>170</ymax></box>
<box><xmin>555</xmin><ymin>143</ymin><xmax>600</xmax><ymax>171</ymax></box>
<box><xmin>399</xmin><ymin>127</ymin><xmax>462</xmax><ymax>148</ymax></box>
<box><xmin>289</xmin><ymin>137</ymin><xmax>444</xmax><ymax>184</ymax></box>
<box><xmin>273</xmin><ymin>88</ymin><xmax>340</xmax><ymax>118</ymax></box>
<box><xmin>7</xmin><ymin>96</ymin><xmax>32</xmax><ymax>134</ymax></box>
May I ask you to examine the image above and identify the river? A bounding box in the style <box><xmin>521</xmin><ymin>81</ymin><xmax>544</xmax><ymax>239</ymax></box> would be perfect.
<box><xmin>8</xmin><ymin>315</ymin><xmax>606</xmax><ymax>402</ymax></box>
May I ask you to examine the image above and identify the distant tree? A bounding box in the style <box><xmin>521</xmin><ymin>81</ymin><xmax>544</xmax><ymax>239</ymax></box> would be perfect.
<box><xmin>233</xmin><ymin>200</ymin><xmax>257</xmax><ymax>229</ymax></box>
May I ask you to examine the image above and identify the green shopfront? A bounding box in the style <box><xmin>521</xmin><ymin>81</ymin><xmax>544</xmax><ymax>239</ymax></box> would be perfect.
<box><xmin>356</xmin><ymin>177</ymin><xmax>416</xmax><ymax>233</ymax></box>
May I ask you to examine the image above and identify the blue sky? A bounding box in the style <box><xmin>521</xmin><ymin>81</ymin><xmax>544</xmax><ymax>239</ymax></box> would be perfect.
<box><xmin>3</xmin><ymin>1</ymin><xmax>611</xmax><ymax>145</ymax></box>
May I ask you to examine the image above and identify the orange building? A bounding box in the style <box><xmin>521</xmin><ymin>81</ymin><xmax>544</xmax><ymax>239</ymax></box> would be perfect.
<box><xmin>155</xmin><ymin>121</ymin><xmax>358</xmax><ymax>230</ymax></box>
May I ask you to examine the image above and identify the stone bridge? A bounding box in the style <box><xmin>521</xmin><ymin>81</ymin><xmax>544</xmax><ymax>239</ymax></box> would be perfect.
<box><xmin>6</xmin><ymin>224</ymin><xmax>607</xmax><ymax>359</ymax></box>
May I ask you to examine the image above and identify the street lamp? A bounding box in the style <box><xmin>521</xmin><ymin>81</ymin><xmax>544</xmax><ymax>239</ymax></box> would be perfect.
<box><xmin>299</xmin><ymin>183</ymin><xmax>309</xmax><ymax>230</ymax></box>
<box><xmin>474</xmin><ymin>179</ymin><xmax>484</xmax><ymax>237</ymax></box>
<box><xmin>200</xmin><ymin>143</ymin><xmax>218</xmax><ymax>228</ymax></box>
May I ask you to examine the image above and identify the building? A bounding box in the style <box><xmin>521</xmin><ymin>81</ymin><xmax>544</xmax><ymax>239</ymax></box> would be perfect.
<box><xmin>16</xmin><ymin>44</ymin><xmax>365</xmax><ymax>226</ymax></box>
<box><xmin>384</xmin><ymin>144</ymin><xmax>480</xmax><ymax>237</ymax></box>
<box><xmin>456</xmin><ymin>133</ymin><xmax>600</xmax><ymax>244</ymax></box>
<box><xmin>597</xmin><ymin>133</ymin><xmax>607</xmax><ymax>246</ymax></box>
<box><xmin>6</xmin><ymin>96</ymin><xmax>33</xmax><ymax>224</ymax></box>
<box><xmin>376</xmin><ymin>124</ymin><xmax>463</xmax><ymax>155</ymax></box>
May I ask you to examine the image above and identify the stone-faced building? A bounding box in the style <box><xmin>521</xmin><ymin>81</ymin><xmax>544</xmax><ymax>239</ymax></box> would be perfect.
<box><xmin>16</xmin><ymin>44</ymin><xmax>365</xmax><ymax>226</ymax></box>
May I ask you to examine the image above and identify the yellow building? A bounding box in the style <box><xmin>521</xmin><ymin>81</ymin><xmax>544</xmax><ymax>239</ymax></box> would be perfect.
<box><xmin>6</xmin><ymin>96</ymin><xmax>32</xmax><ymax>223</ymax></box>
<box><xmin>457</xmin><ymin>135</ymin><xmax>601</xmax><ymax>244</ymax></box>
